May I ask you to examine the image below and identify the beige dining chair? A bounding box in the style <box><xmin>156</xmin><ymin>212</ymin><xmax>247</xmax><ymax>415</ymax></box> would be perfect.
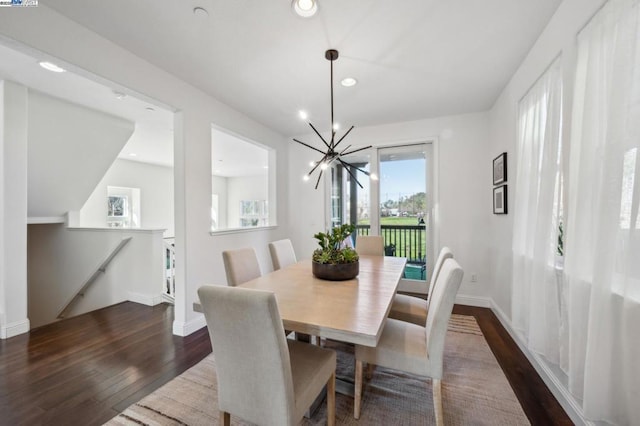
<box><xmin>353</xmin><ymin>258</ymin><xmax>464</xmax><ymax>425</ymax></box>
<box><xmin>198</xmin><ymin>285</ymin><xmax>336</xmax><ymax>426</ymax></box>
<box><xmin>222</xmin><ymin>247</ymin><xmax>261</xmax><ymax>286</ymax></box>
<box><xmin>355</xmin><ymin>235</ymin><xmax>384</xmax><ymax>256</ymax></box>
<box><xmin>268</xmin><ymin>239</ymin><xmax>297</xmax><ymax>270</ymax></box>
<box><xmin>389</xmin><ymin>247</ymin><xmax>454</xmax><ymax>326</ymax></box>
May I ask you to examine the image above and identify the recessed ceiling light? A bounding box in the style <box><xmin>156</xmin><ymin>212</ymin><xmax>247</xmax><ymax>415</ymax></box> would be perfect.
<box><xmin>298</xmin><ymin>110</ymin><xmax>308</xmax><ymax>120</ymax></box>
<box><xmin>39</xmin><ymin>61</ymin><xmax>66</xmax><ymax>73</ymax></box>
<box><xmin>129</xmin><ymin>153</ymin><xmax>137</xmax><ymax>157</ymax></box>
<box><xmin>292</xmin><ymin>0</ymin><xmax>317</xmax><ymax>18</ymax></box>
<box><xmin>341</xmin><ymin>77</ymin><xmax>357</xmax><ymax>87</ymax></box>
<box><xmin>193</xmin><ymin>6</ymin><xmax>209</xmax><ymax>18</ymax></box>
<box><xmin>113</xmin><ymin>90</ymin><xmax>127</xmax><ymax>100</ymax></box>
<box><xmin>263</xmin><ymin>166</ymin><xmax>268</xmax><ymax>169</ymax></box>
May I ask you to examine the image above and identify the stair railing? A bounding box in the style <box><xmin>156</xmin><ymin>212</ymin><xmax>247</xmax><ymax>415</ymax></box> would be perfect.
<box><xmin>163</xmin><ymin>238</ymin><xmax>176</xmax><ymax>301</ymax></box>
<box><xmin>56</xmin><ymin>237</ymin><xmax>132</xmax><ymax>319</ymax></box>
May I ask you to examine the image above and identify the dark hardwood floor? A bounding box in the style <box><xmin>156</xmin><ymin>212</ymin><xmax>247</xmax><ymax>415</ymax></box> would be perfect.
<box><xmin>0</xmin><ymin>302</ymin><xmax>572</xmax><ymax>425</ymax></box>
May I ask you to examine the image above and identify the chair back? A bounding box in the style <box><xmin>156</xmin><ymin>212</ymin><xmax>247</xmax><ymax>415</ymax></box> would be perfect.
<box><xmin>222</xmin><ymin>247</ymin><xmax>261</xmax><ymax>286</ymax></box>
<box><xmin>424</xmin><ymin>258</ymin><xmax>464</xmax><ymax>379</ymax></box>
<box><xmin>198</xmin><ymin>285</ymin><xmax>296</xmax><ymax>425</ymax></box>
<box><xmin>268</xmin><ymin>239</ymin><xmax>297</xmax><ymax>270</ymax></box>
<box><xmin>425</xmin><ymin>247</ymin><xmax>454</xmax><ymax>313</ymax></box>
<box><xmin>355</xmin><ymin>235</ymin><xmax>384</xmax><ymax>256</ymax></box>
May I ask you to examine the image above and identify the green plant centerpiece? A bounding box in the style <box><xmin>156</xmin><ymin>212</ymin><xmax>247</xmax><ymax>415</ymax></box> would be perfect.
<box><xmin>312</xmin><ymin>224</ymin><xmax>360</xmax><ymax>281</ymax></box>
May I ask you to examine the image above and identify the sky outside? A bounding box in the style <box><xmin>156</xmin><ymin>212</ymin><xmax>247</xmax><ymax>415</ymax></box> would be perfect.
<box><xmin>380</xmin><ymin>158</ymin><xmax>425</xmax><ymax>202</ymax></box>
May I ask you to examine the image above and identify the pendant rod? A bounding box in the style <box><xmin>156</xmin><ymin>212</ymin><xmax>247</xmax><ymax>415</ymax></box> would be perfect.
<box><xmin>330</xmin><ymin>56</ymin><xmax>334</xmax><ymax>146</ymax></box>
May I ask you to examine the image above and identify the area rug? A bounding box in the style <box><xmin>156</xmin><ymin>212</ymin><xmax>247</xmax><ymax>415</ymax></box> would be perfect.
<box><xmin>105</xmin><ymin>315</ymin><xmax>529</xmax><ymax>425</ymax></box>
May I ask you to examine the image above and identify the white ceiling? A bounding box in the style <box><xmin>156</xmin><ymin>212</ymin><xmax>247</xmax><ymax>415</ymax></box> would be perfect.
<box><xmin>1</xmin><ymin>0</ymin><xmax>562</xmax><ymax>167</ymax></box>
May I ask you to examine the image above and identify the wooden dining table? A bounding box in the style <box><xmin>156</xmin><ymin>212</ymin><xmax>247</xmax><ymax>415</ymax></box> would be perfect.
<box><xmin>194</xmin><ymin>255</ymin><xmax>407</xmax><ymax>398</ymax></box>
<box><xmin>195</xmin><ymin>255</ymin><xmax>407</xmax><ymax>347</ymax></box>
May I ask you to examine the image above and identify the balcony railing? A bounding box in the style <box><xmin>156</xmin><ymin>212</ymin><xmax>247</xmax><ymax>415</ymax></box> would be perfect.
<box><xmin>354</xmin><ymin>224</ymin><xmax>426</xmax><ymax>265</ymax></box>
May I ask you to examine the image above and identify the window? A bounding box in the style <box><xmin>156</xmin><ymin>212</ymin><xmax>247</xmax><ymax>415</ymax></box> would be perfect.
<box><xmin>211</xmin><ymin>126</ymin><xmax>275</xmax><ymax>232</ymax></box>
<box><xmin>106</xmin><ymin>186</ymin><xmax>140</xmax><ymax>228</ymax></box>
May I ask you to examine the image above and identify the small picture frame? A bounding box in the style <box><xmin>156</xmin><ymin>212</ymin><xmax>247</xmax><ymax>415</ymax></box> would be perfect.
<box><xmin>493</xmin><ymin>152</ymin><xmax>507</xmax><ymax>185</ymax></box>
<box><xmin>493</xmin><ymin>185</ymin><xmax>508</xmax><ymax>214</ymax></box>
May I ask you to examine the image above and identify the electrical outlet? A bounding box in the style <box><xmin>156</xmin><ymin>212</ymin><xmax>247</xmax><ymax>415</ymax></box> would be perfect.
<box><xmin>470</xmin><ymin>274</ymin><xmax>478</xmax><ymax>283</ymax></box>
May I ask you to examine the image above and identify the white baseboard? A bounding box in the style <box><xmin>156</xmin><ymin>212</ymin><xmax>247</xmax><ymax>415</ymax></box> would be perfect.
<box><xmin>172</xmin><ymin>315</ymin><xmax>207</xmax><ymax>337</ymax></box>
<box><xmin>1</xmin><ymin>318</ymin><xmax>30</xmax><ymax>339</ymax></box>
<box><xmin>489</xmin><ymin>300</ymin><xmax>591</xmax><ymax>426</ymax></box>
<box><xmin>455</xmin><ymin>294</ymin><xmax>491</xmax><ymax>307</ymax></box>
<box><xmin>128</xmin><ymin>292</ymin><xmax>164</xmax><ymax>306</ymax></box>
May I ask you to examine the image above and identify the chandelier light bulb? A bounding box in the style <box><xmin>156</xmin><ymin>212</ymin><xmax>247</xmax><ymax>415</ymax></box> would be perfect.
<box><xmin>299</xmin><ymin>110</ymin><xmax>308</xmax><ymax>120</ymax></box>
<box><xmin>333</xmin><ymin>123</ymin><xmax>340</xmax><ymax>131</ymax></box>
<box><xmin>370</xmin><ymin>173</ymin><xmax>379</xmax><ymax>181</ymax></box>
<box><xmin>303</xmin><ymin>174</ymin><xmax>310</xmax><ymax>181</ymax></box>
<box><xmin>320</xmin><ymin>163</ymin><xmax>328</xmax><ymax>170</ymax></box>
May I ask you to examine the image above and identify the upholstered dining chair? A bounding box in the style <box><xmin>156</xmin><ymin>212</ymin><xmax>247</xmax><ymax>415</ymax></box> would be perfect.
<box><xmin>198</xmin><ymin>285</ymin><xmax>336</xmax><ymax>426</ymax></box>
<box><xmin>353</xmin><ymin>258</ymin><xmax>464</xmax><ymax>425</ymax></box>
<box><xmin>355</xmin><ymin>235</ymin><xmax>385</xmax><ymax>256</ymax></box>
<box><xmin>388</xmin><ymin>247</ymin><xmax>454</xmax><ymax>326</ymax></box>
<box><xmin>222</xmin><ymin>247</ymin><xmax>261</xmax><ymax>286</ymax></box>
<box><xmin>268</xmin><ymin>239</ymin><xmax>297</xmax><ymax>270</ymax></box>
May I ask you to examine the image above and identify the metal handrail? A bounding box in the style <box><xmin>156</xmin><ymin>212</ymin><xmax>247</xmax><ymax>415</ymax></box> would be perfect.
<box><xmin>56</xmin><ymin>237</ymin><xmax>132</xmax><ymax>319</ymax></box>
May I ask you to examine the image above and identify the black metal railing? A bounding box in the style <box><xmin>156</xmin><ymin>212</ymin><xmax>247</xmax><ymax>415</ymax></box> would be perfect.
<box><xmin>354</xmin><ymin>224</ymin><xmax>426</xmax><ymax>265</ymax></box>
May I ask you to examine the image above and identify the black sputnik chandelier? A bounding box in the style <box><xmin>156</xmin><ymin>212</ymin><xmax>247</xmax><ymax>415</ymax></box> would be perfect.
<box><xmin>294</xmin><ymin>49</ymin><xmax>372</xmax><ymax>189</ymax></box>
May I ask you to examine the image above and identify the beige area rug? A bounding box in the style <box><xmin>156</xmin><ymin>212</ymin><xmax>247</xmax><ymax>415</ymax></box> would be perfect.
<box><xmin>105</xmin><ymin>315</ymin><xmax>529</xmax><ymax>425</ymax></box>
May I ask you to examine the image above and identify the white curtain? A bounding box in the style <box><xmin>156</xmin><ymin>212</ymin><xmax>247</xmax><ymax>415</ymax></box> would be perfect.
<box><xmin>512</xmin><ymin>57</ymin><xmax>564</xmax><ymax>364</ymax></box>
<box><xmin>563</xmin><ymin>0</ymin><xmax>640</xmax><ymax>423</ymax></box>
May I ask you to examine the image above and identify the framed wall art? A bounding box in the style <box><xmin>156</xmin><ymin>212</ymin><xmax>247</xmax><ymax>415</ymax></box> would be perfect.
<box><xmin>493</xmin><ymin>152</ymin><xmax>507</xmax><ymax>185</ymax></box>
<box><xmin>493</xmin><ymin>185</ymin><xmax>508</xmax><ymax>214</ymax></box>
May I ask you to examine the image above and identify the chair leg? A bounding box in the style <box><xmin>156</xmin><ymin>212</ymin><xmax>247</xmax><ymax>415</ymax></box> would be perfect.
<box><xmin>220</xmin><ymin>411</ymin><xmax>230</xmax><ymax>426</ymax></box>
<box><xmin>432</xmin><ymin>378</ymin><xmax>444</xmax><ymax>426</ymax></box>
<box><xmin>354</xmin><ymin>359</ymin><xmax>364</xmax><ymax>419</ymax></box>
<box><xmin>327</xmin><ymin>372</ymin><xmax>336</xmax><ymax>426</ymax></box>
<box><xmin>314</xmin><ymin>335</ymin><xmax>322</xmax><ymax>346</ymax></box>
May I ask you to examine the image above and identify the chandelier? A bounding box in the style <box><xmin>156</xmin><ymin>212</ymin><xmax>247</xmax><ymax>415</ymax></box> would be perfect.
<box><xmin>294</xmin><ymin>49</ymin><xmax>372</xmax><ymax>189</ymax></box>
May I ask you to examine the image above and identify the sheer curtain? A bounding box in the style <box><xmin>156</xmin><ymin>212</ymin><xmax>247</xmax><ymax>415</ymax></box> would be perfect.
<box><xmin>563</xmin><ymin>0</ymin><xmax>640</xmax><ymax>423</ymax></box>
<box><xmin>511</xmin><ymin>57</ymin><xmax>564</xmax><ymax>364</ymax></box>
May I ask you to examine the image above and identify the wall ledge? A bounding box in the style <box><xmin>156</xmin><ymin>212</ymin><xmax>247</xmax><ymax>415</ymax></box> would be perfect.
<box><xmin>27</xmin><ymin>216</ymin><xmax>66</xmax><ymax>224</ymax></box>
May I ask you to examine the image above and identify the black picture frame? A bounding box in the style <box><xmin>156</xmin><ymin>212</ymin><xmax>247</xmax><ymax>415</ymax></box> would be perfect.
<box><xmin>493</xmin><ymin>185</ymin><xmax>508</xmax><ymax>214</ymax></box>
<box><xmin>493</xmin><ymin>152</ymin><xmax>507</xmax><ymax>185</ymax></box>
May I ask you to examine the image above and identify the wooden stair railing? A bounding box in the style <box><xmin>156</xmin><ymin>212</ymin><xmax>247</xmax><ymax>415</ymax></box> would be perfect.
<box><xmin>56</xmin><ymin>237</ymin><xmax>133</xmax><ymax>319</ymax></box>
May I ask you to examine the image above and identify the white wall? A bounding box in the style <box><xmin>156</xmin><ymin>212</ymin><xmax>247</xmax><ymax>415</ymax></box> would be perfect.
<box><xmin>0</xmin><ymin>5</ymin><xmax>292</xmax><ymax>337</ymax></box>
<box><xmin>288</xmin><ymin>112</ymin><xmax>491</xmax><ymax>304</ymax></box>
<box><xmin>27</xmin><ymin>90</ymin><xmax>134</xmax><ymax>220</ymax></box>
<box><xmin>0</xmin><ymin>80</ymin><xmax>29</xmax><ymax>338</ymax></box>
<box><xmin>27</xmin><ymin>224</ymin><xmax>165</xmax><ymax>328</ymax></box>
<box><xmin>211</xmin><ymin>174</ymin><xmax>228</xmax><ymax>230</ymax></box>
<box><xmin>0</xmin><ymin>6</ymin><xmax>291</xmax><ymax>337</ymax></box>
<box><xmin>227</xmin><ymin>174</ymin><xmax>268</xmax><ymax>228</ymax></box>
<box><xmin>80</xmin><ymin>159</ymin><xmax>175</xmax><ymax>237</ymax></box>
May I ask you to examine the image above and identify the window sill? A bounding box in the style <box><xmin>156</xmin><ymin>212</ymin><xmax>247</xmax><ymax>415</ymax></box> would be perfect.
<box><xmin>209</xmin><ymin>225</ymin><xmax>278</xmax><ymax>236</ymax></box>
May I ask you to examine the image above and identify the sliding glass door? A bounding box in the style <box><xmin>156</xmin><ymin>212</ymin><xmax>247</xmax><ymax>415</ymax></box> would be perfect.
<box><xmin>330</xmin><ymin>143</ymin><xmax>434</xmax><ymax>294</ymax></box>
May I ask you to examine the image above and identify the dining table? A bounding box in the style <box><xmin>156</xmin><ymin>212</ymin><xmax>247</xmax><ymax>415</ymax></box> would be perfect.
<box><xmin>193</xmin><ymin>254</ymin><xmax>407</xmax><ymax>397</ymax></box>
<box><xmin>194</xmin><ymin>255</ymin><xmax>407</xmax><ymax>347</ymax></box>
